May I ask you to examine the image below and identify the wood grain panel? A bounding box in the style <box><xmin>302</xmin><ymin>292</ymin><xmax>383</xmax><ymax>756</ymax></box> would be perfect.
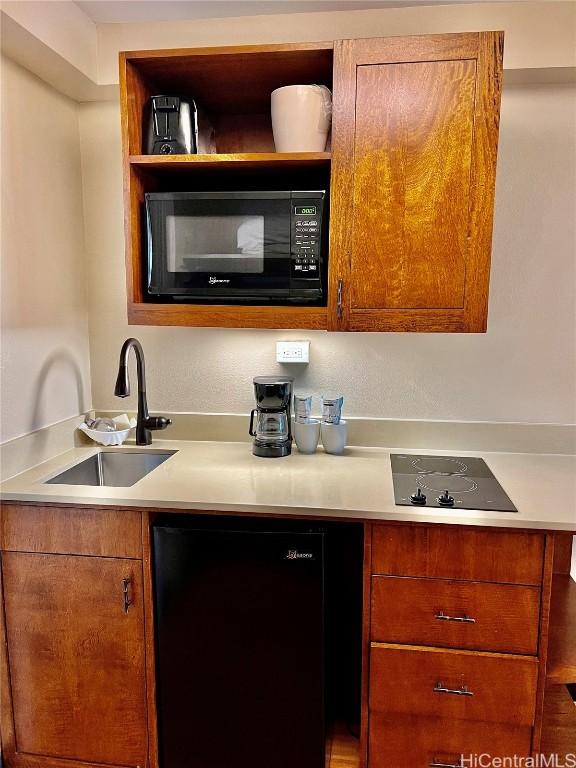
<box><xmin>540</xmin><ymin>683</ymin><xmax>576</xmax><ymax>759</ymax></box>
<box><xmin>0</xmin><ymin>503</ymin><xmax>142</xmax><ymax>559</ymax></box>
<box><xmin>531</xmin><ymin>533</ymin><xmax>556</xmax><ymax>754</ymax></box>
<box><xmin>127</xmin><ymin>302</ymin><xmax>328</xmax><ymax>329</ymax></box>
<box><xmin>328</xmin><ymin>39</ymin><xmax>355</xmax><ymax>331</ymax></box>
<box><xmin>326</xmin><ymin>722</ymin><xmax>360</xmax><ymax>768</ymax></box>
<box><xmin>129</xmin><ymin>151</ymin><xmax>331</xmax><ymax>171</ymax></box>
<box><xmin>547</xmin><ymin>574</ymin><xmax>576</xmax><ymax>684</ymax></box>
<box><xmin>351</xmin><ymin>59</ymin><xmax>476</xmax><ymax>310</ymax></box>
<box><xmin>328</xmin><ymin>31</ymin><xmax>503</xmax><ymax>333</ymax></box>
<box><xmin>370</xmin><ymin>643</ymin><xmax>538</xmax><ymax>726</ymax></box>
<box><xmin>351</xmin><ymin>32</ymin><xmax>479</xmax><ymax>65</ymax></box>
<box><xmin>2</xmin><ymin>552</ymin><xmax>147</xmax><ymax>766</ymax></box>
<box><xmin>369</xmin><ymin>712</ymin><xmax>532</xmax><ymax>768</ymax></box>
<box><xmin>371</xmin><ymin>524</ymin><xmax>545</xmax><ymax>585</ymax></box>
<box><xmin>371</xmin><ymin>575</ymin><xmax>540</xmax><ymax>654</ymax></box>
<box><xmin>463</xmin><ymin>30</ymin><xmax>504</xmax><ymax>331</ymax></box>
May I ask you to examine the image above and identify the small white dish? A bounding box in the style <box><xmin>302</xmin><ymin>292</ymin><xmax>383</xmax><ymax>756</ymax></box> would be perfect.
<box><xmin>78</xmin><ymin>415</ymin><xmax>137</xmax><ymax>446</ymax></box>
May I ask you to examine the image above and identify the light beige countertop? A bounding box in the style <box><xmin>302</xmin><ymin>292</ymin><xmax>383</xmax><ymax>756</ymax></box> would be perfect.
<box><xmin>1</xmin><ymin>440</ymin><xmax>575</xmax><ymax>532</ymax></box>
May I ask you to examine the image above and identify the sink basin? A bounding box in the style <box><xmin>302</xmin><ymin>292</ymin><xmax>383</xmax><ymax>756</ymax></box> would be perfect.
<box><xmin>45</xmin><ymin>450</ymin><xmax>177</xmax><ymax>487</ymax></box>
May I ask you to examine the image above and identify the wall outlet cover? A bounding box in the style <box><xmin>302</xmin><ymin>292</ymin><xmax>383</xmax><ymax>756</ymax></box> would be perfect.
<box><xmin>276</xmin><ymin>340</ymin><xmax>310</xmax><ymax>363</ymax></box>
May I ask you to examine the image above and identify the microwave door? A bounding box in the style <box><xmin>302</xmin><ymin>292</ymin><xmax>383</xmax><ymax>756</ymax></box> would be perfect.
<box><xmin>147</xmin><ymin>196</ymin><xmax>291</xmax><ymax>299</ymax></box>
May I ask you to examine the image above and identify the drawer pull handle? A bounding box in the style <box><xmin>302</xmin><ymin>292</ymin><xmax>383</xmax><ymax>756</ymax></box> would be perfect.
<box><xmin>429</xmin><ymin>761</ymin><xmax>464</xmax><ymax>768</ymax></box>
<box><xmin>435</xmin><ymin>610</ymin><xmax>476</xmax><ymax>624</ymax></box>
<box><xmin>122</xmin><ymin>577</ymin><xmax>133</xmax><ymax>614</ymax></box>
<box><xmin>433</xmin><ymin>682</ymin><xmax>474</xmax><ymax>697</ymax></box>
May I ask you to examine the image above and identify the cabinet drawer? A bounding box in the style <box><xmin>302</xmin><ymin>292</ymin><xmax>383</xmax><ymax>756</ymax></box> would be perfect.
<box><xmin>369</xmin><ymin>712</ymin><xmax>532</xmax><ymax>768</ymax></box>
<box><xmin>372</xmin><ymin>525</ymin><xmax>544</xmax><ymax>585</ymax></box>
<box><xmin>370</xmin><ymin>644</ymin><xmax>538</xmax><ymax>726</ymax></box>
<box><xmin>371</xmin><ymin>576</ymin><xmax>540</xmax><ymax>654</ymax></box>
<box><xmin>0</xmin><ymin>504</ymin><xmax>142</xmax><ymax>558</ymax></box>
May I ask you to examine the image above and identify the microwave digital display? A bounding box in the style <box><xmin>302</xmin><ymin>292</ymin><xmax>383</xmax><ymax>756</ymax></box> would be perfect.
<box><xmin>295</xmin><ymin>206</ymin><xmax>316</xmax><ymax>216</ymax></box>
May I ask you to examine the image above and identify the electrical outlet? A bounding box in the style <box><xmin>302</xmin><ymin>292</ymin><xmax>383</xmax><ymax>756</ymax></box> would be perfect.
<box><xmin>276</xmin><ymin>341</ymin><xmax>310</xmax><ymax>363</ymax></box>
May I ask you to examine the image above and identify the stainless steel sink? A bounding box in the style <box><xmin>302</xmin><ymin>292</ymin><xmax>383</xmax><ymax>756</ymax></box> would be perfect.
<box><xmin>45</xmin><ymin>450</ymin><xmax>177</xmax><ymax>487</ymax></box>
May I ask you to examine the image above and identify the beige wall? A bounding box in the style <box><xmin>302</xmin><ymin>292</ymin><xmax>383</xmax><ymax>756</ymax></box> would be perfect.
<box><xmin>78</xmin><ymin>82</ymin><xmax>576</xmax><ymax>423</ymax></box>
<box><xmin>0</xmin><ymin>56</ymin><xmax>92</xmax><ymax>443</ymax></box>
<box><xmin>96</xmin><ymin>2</ymin><xmax>576</xmax><ymax>83</ymax></box>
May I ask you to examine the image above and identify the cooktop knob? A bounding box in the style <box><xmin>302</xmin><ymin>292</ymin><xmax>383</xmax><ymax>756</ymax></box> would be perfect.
<box><xmin>438</xmin><ymin>490</ymin><xmax>455</xmax><ymax>506</ymax></box>
<box><xmin>410</xmin><ymin>488</ymin><xmax>427</xmax><ymax>505</ymax></box>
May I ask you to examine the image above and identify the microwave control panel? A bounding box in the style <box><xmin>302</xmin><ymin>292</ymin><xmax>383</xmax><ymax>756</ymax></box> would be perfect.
<box><xmin>290</xmin><ymin>194</ymin><xmax>324</xmax><ymax>284</ymax></box>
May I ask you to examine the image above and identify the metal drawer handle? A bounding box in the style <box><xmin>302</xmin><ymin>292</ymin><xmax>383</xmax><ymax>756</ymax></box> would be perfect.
<box><xmin>435</xmin><ymin>610</ymin><xmax>476</xmax><ymax>624</ymax></box>
<box><xmin>337</xmin><ymin>279</ymin><xmax>343</xmax><ymax>319</ymax></box>
<box><xmin>434</xmin><ymin>681</ymin><xmax>474</xmax><ymax>697</ymax></box>
<box><xmin>122</xmin><ymin>577</ymin><xmax>133</xmax><ymax>614</ymax></box>
<box><xmin>430</xmin><ymin>761</ymin><xmax>464</xmax><ymax>768</ymax></box>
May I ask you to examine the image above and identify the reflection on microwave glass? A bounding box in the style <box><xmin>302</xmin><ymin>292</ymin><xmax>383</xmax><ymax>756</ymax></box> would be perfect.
<box><xmin>166</xmin><ymin>215</ymin><xmax>265</xmax><ymax>274</ymax></box>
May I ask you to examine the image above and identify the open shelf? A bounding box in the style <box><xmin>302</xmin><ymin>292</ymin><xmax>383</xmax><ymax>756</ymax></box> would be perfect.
<box><xmin>129</xmin><ymin>152</ymin><xmax>331</xmax><ymax>171</ymax></box>
<box><xmin>326</xmin><ymin>722</ymin><xmax>360</xmax><ymax>768</ymax></box>
<box><xmin>120</xmin><ymin>41</ymin><xmax>334</xmax><ymax>329</ymax></box>
<box><xmin>541</xmin><ymin>684</ymin><xmax>576</xmax><ymax>758</ymax></box>
<box><xmin>547</xmin><ymin>575</ymin><xmax>576</xmax><ymax>685</ymax></box>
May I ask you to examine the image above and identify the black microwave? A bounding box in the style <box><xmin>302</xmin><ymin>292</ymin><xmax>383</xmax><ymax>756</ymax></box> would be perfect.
<box><xmin>145</xmin><ymin>190</ymin><xmax>327</xmax><ymax>304</ymax></box>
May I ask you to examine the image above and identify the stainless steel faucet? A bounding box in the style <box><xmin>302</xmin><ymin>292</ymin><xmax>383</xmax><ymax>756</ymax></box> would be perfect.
<box><xmin>114</xmin><ymin>338</ymin><xmax>171</xmax><ymax>446</ymax></box>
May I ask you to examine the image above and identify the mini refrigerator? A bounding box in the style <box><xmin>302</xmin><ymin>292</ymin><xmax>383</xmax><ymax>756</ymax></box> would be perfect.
<box><xmin>152</xmin><ymin>518</ymin><xmax>325</xmax><ymax>768</ymax></box>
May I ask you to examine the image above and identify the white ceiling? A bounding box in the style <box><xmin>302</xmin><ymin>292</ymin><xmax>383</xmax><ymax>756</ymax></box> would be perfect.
<box><xmin>75</xmin><ymin>0</ymin><xmax>520</xmax><ymax>25</ymax></box>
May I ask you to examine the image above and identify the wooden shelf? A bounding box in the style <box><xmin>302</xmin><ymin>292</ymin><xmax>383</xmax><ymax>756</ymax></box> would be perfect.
<box><xmin>129</xmin><ymin>152</ymin><xmax>331</xmax><ymax>171</ymax></box>
<box><xmin>128</xmin><ymin>302</ymin><xmax>328</xmax><ymax>330</ymax></box>
<box><xmin>547</xmin><ymin>575</ymin><xmax>576</xmax><ymax>685</ymax></box>
<box><xmin>326</xmin><ymin>722</ymin><xmax>360</xmax><ymax>768</ymax></box>
<box><xmin>541</xmin><ymin>683</ymin><xmax>576</xmax><ymax>757</ymax></box>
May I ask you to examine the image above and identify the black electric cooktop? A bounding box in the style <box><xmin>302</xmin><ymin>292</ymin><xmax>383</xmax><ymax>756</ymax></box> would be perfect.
<box><xmin>391</xmin><ymin>454</ymin><xmax>517</xmax><ymax>512</ymax></box>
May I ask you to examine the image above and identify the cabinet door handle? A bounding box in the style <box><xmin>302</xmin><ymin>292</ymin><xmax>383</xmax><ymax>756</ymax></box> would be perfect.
<box><xmin>433</xmin><ymin>681</ymin><xmax>474</xmax><ymax>697</ymax></box>
<box><xmin>337</xmin><ymin>279</ymin><xmax>343</xmax><ymax>319</ymax></box>
<box><xmin>122</xmin><ymin>577</ymin><xmax>133</xmax><ymax>614</ymax></box>
<box><xmin>429</xmin><ymin>761</ymin><xmax>464</xmax><ymax>767</ymax></box>
<box><xmin>435</xmin><ymin>610</ymin><xmax>476</xmax><ymax>624</ymax></box>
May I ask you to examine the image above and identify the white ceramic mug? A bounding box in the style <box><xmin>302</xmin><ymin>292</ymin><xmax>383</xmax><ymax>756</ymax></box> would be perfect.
<box><xmin>321</xmin><ymin>419</ymin><xmax>348</xmax><ymax>455</ymax></box>
<box><xmin>294</xmin><ymin>418</ymin><xmax>321</xmax><ymax>454</ymax></box>
<box><xmin>271</xmin><ymin>85</ymin><xmax>332</xmax><ymax>152</ymax></box>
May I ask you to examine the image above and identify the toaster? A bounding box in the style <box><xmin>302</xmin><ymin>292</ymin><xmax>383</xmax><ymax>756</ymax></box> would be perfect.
<box><xmin>145</xmin><ymin>95</ymin><xmax>215</xmax><ymax>155</ymax></box>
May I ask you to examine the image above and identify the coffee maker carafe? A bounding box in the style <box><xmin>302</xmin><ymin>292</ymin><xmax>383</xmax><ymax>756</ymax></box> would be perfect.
<box><xmin>249</xmin><ymin>376</ymin><xmax>294</xmax><ymax>458</ymax></box>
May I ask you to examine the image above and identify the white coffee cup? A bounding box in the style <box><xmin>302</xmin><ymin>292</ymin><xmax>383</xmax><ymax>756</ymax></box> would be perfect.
<box><xmin>271</xmin><ymin>85</ymin><xmax>332</xmax><ymax>153</ymax></box>
<box><xmin>294</xmin><ymin>419</ymin><xmax>321</xmax><ymax>454</ymax></box>
<box><xmin>321</xmin><ymin>419</ymin><xmax>348</xmax><ymax>455</ymax></box>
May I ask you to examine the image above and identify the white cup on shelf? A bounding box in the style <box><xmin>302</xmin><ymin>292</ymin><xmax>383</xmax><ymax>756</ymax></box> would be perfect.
<box><xmin>321</xmin><ymin>419</ymin><xmax>348</xmax><ymax>455</ymax></box>
<box><xmin>271</xmin><ymin>85</ymin><xmax>332</xmax><ymax>152</ymax></box>
<box><xmin>294</xmin><ymin>418</ymin><xmax>321</xmax><ymax>454</ymax></box>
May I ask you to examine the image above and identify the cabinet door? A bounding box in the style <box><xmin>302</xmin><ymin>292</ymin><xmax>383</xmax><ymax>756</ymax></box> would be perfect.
<box><xmin>1</xmin><ymin>552</ymin><xmax>147</xmax><ymax>767</ymax></box>
<box><xmin>329</xmin><ymin>32</ymin><xmax>503</xmax><ymax>332</ymax></box>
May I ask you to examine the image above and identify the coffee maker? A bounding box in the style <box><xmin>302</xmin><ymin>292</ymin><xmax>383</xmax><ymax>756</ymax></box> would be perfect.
<box><xmin>249</xmin><ymin>376</ymin><xmax>294</xmax><ymax>458</ymax></box>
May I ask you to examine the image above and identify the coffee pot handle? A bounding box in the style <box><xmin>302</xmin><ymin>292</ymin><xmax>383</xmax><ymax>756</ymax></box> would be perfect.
<box><xmin>249</xmin><ymin>409</ymin><xmax>257</xmax><ymax>437</ymax></box>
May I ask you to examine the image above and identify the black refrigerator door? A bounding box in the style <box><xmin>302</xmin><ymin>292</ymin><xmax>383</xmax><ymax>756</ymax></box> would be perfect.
<box><xmin>153</xmin><ymin>525</ymin><xmax>325</xmax><ymax>768</ymax></box>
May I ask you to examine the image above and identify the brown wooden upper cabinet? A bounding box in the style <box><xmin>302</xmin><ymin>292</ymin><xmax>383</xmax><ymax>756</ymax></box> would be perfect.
<box><xmin>119</xmin><ymin>33</ymin><xmax>503</xmax><ymax>332</ymax></box>
<box><xmin>328</xmin><ymin>32</ymin><xmax>504</xmax><ymax>332</ymax></box>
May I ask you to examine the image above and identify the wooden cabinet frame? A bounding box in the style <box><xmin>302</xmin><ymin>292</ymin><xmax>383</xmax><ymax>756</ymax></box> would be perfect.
<box><xmin>328</xmin><ymin>32</ymin><xmax>504</xmax><ymax>333</ymax></box>
<box><xmin>119</xmin><ymin>33</ymin><xmax>504</xmax><ymax>332</ymax></box>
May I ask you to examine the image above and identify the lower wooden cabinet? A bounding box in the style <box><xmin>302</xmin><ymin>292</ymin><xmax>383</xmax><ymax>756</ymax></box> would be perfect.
<box><xmin>1</xmin><ymin>551</ymin><xmax>147</xmax><ymax>767</ymax></box>
<box><xmin>371</xmin><ymin>576</ymin><xmax>541</xmax><ymax>654</ymax></box>
<box><xmin>370</xmin><ymin>644</ymin><xmax>538</xmax><ymax>727</ymax></box>
<box><xmin>369</xmin><ymin>712</ymin><xmax>533</xmax><ymax>768</ymax></box>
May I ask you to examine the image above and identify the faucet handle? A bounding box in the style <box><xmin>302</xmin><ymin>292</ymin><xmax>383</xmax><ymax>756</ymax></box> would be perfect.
<box><xmin>145</xmin><ymin>416</ymin><xmax>172</xmax><ymax>431</ymax></box>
